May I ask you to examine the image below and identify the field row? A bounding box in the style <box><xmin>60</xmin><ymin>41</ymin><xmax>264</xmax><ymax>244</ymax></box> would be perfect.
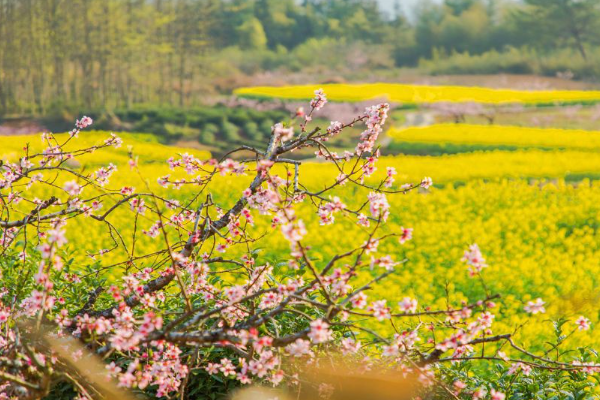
<box><xmin>235</xmin><ymin>83</ymin><xmax>600</xmax><ymax>105</ymax></box>
<box><xmin>387</xmin><ymin>124</ymin><xmax>600</xmax><ymax>154</ymax></box>
<box><xmin>0</xmin><ymin>132</ymin><xmax>210</xmax><ymax>167</ymax></box>
<box><xmin>5</xmin><ymin>132</ymin><xmax>600</xmax><ymax>186</ymax></box>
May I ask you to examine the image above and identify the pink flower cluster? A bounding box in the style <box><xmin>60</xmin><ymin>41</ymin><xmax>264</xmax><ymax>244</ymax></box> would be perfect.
<box><xmin>76</xmin><ymin>115</ymin><xmax>93</xmax><ymax>129</ymax></box>
<box><xmin>356</xmin><ymin>103</ymin><xmax>389</xmax><ymax>154</ymax></box>
<box><xmin>310</xmin><ymin>89</ymin><xmax>327</xmax><ymax>111</ymax></box>
<box><xmin>462</xmin><ymin>243</ymin><xmax>487</xmax><ymax>276</ymax></box>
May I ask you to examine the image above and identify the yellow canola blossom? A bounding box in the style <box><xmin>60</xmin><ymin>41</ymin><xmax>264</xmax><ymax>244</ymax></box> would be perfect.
<box><xmin>4</xmin><ymin>133</ymin><xmax>600</xmax><ymax>351</ymax></box>
<box><xmin>389</xmin><ymin>124</ymin><xmax>600</xmax><ymax>151</ymax></box>
<box><xmin>0</xmin><ymin>131</ymin><xmax>210</xmax><ymax>167</ymax></box>
<box><xmin>300</xmin><ymin>150</ymin><xmax>600</xmax><ymax>184</ymax></box>
<box><xmin>6</xmin><ymin>130</ymin><xmax>600</xmax><ymax>264</ymax></box>
<box><xmin>234</xmin><ymin>83</ymin><xmax>600</xmax><ymax>105</ymax></box>
<box><xmin>297</xmin><ymin>179</ymin><xmax>600</xmax><ymax>350</ymax></box>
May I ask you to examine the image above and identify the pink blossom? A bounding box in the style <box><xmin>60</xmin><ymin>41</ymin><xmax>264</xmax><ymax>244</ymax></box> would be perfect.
<box><xmin>308</xmin><ymin>319</ymin><xmax>333</xmax><ymax>344</ymax></box>
<box><xmin>367</xmin><ymin>192</ymin><xmax>390</xmax><ymax>221</ymax></box>
<box><xmin>453</xmin><ymin>380</ymin><xmax>466</xmax><ymax>392</ymax></box>
<box><xmin>462</xmin><ymin>244</ymin><xmax>487</xmax><ymax>276</ymax></box>
<box><xmin>524</xmin><ymin>298</ymin><xmax>546</xmax><ymax>314</ymax></box>
<box><xmin>281</xmin><ymin>220</ymin><xmax>307</xmax><ymax>243</ymax></box>
<box><xmin>157</xmin><ymin>175</ymin><xmax>170</xmax><ymax>188</ymax></box>
<box><xmin>219</xmin><ymin>358</ymin><xmax>236</xmax><ymax>376</ymax></box>
<box><xmin>129</xmin><ymin>198</ymin><xmax>146</xmax><ymax>215</ymax></box>
<box><xmin>357</xmin><ymin>213</ymin><xmax>370</xmax><ymax>227</ymax></box>
<box><xmin>421</xmin><ymin>177</ymin><xmax>433</xmax><ymax>189</ymax></box>
<box><xmin>356</xmin><ymin>104</ymin><xmax>389</xmax><ymax>154</ymax></box>
<box><xmin>75</xmin><ymin>116</ymin><xmax>93</xmax><ymax>129</ymax></box>
<box><xmin>0</xmin><ymin>311</ymin><xmax>9</xmax><ymax>324</ymax></box>
<box><xmin>47</xmin><ymin>228</ymin><xmax>67</xmax><ymax>247</ymax></box>
<box><xmin>472</xmin><ymin>387</ymin><xmax>486</xmax><ymax>400</ymax></box>
<box><xmin>63</xmin><ymin>180</ymin><xmax>82</xmax><ymax>196</ymax></box>
<box><xmin>418</xmin><ymin>367</ymin><xmax>435</xmax><ymax>387</ymax></box>
<box><xmin>363</xmin><ymin>238</ymin><xmax>379</xmax><ymax>254</ymax></box>
<box><xmin>237</xmin><ymin>373</ymin><xmax>252</xmax><ymax>384</ymax></box>
<box><xmin>105</xmin><ymin>133</ymin><xmax>123</xmax><ymax>148</ymax></box>
<box><xmin>572</xmin><ymin>361</ymin><xmax>600</xmax><ymax>374</ymax></box>
<box><xmin>121</xmin><ymin>186</ymin><xmax>135</xmax><ymax>195</ymax></box>
<box><xmin>318</xmin><ymin>196</ymin><xmax>346</xmax><ymax>225</ymax></box>
<box><xmin>368</xmin><ymin>300</ymin><xmax>391</xmax><ymax>321</ymax></box>
<box><xmin>399</xmin><ymin>227</ymin><xmax>413</xmax><ymax>244</ymax></box>
<box><xmin>206</xmin><ymin>363</ymin><xmax>220</xmax><ymax>375</ymax></box>
<box><xmin>286</xmin><ymin>339</ymin><xmax>312</xmax><ymax>357</ymax></box>
<box><xmin>219</xmin><ymin>159</ymin><xmax>245</xmax><ymax>176</ymax></box>
<box><xmin>327</xmin><ymin>121</ymin><xmax>343</xmax><ymax>137</ymax></box>
<box><xmin>384</xmin><ymin>167</ymin><xmax>397</xmax><ymax>188</ymax></box>
<box><xmin>490</xmin><ymin>389</ymin><xmax>505</xmax><ymax>400</ymax></box>
<box><xmin>336</xmin><ymin>173</ymin><xmax>349</xmax><ymax>186</ymax></box>
<box><xmin>497</xmin><ymin>351</ymin><xmax>509</xmax><ymax>362</ymax></box>
<box><xmin>38</xmin><ymin>243</ymin><xmax>52</xmax><ymax>258</ymax></box>
<box><xmin>370</xmin><ymin>255</ymin><xmax>398</xmax><ymax>271</ymax></box>
<box><xmin>341</xmin><ymin>338</ymin><xmax>361</xmax><ymax>355</ymax></box>
<box><xmin>398</xmin><ymin>297</ymin><xmax>418</xmax><ymax>313</ymax></box>
<box><xmin>259</xmin><ymin>292</ymin><xmax>283</xmax><ymax>309</ymax></box>
<box><xmin>576</xmin><ymin>316</ymin><xmax>591</xmax><ymax>331</ymax></box>
<box><xmin>477</xmin><ymin>311</ymin><xmax>495</xmax><ymax>329</ymax></box>
<box><xmin>94</xmin><ymin>163</ymin><xmax>117</xmax><ymax>186</ymax></box>
<box><xmin>310</xmin><ymin>89</ymin><xmax>327</xmax><ymax>111</ymax></box>
<box><xmin>272</xmin><ymin>123</ymin><xmax>294</xmax><ymax>142</ymax></box>
<box><xmin>351</xmin><ymin>292</ymin><xmax>368</xmax><ymax>309</ymax></box>
<box><xmin>362</xmin><ymin>156</ymin><xmax>377</xmax><ymax>177</ymax></box>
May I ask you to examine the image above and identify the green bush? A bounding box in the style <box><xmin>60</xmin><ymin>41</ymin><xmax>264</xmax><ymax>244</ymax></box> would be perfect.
<box><xmin>31</xmin><ymin>105</ymin><xmax>288</xmax><ymax>152</ymax></box>
<box><xmin>221</xmin><ymin>120</ymin><xmax>241</xmax><ymax>142</ymax></box>
<box><xmin>420</xmin><ymin>47</ymin><xmax>535</xmax><ymax>75</ymax></box>
<box><xmin>243</xmin><ymin>121</ymin><xmax>262</xmax><ymax>141</ymax></box>
<box><xmin>536</xmin><ymin>48</ymin><xmax>600</xmax><ymax>80</ymax></box>
<box><xmin>201</xmin><ymin>123</ymin><xmax>219</xmax><ymax>144</ymax></box>
<box><xmin>419</xmin><ymin>46</ymin><xmax>600</xmax><ymax>80</ymax></box>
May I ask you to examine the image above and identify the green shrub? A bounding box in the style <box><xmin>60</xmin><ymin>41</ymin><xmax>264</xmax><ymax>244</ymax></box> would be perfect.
<box><xmin>243</xmin><ymin>121</ymin><xmax>263</xmax><ymax>141</ymax></box>
<box><xmin>420</xmin><ymin>47</ymin><xmax>535</xmax><ymax>75</ymax></box>
<box><xmin>221</xmin><ymin>120</ymin><xmax>241</xmax><ymax>142</ymax></box>
<box><xmin>419</xmin><ymin>46</ymin><xmax>600</xmax><ymax>80</ymax></box>
<box><xmin>201</xmin><ymin>123</ymin><xmax>219</xmax><ymax>144</ymax></box>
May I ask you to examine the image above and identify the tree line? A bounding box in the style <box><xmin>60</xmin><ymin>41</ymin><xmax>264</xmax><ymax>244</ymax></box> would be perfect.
<box><xmin>0</xmin><ymin>0</ymin><xmax>599</xmax><ymax>116</ymax></box>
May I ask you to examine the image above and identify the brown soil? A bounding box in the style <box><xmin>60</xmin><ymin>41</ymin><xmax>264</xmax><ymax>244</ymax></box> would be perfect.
<box><xmin>0</xmin><ymin>118</ymin><xmax>47</xmax><ymax>136</ymax></box>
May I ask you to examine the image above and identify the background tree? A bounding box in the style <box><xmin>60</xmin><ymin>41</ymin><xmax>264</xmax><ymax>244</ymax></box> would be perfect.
<box><xmin>1</xmin><ymin>0</ymin><xmax>600</xmax><ymax>117</ymax></box>
<box><xmin>511</xmin><ymin>0</ymin><xmax>600</xmax><ymax>61</ymax></box>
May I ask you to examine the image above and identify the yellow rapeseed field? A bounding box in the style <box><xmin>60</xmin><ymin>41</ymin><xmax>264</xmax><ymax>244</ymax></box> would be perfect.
<box><xmin>388</xmin><ymin>124</ymin><xmax>600</xmax><ymax>151</ymax></box>
<box><xmin>0</xmin><ymin>131</ymin><xmax>210</xmax><ymax>167</ymax></box>
<box><xmin>234</xmin><ymin>83</ymin><xmax>600</xmax><ymax>104</ymax></box>
<box><xmin>296</xmin><ymin>178</ymin><xmax>600</xmax><ymax>350</ymax></box>
<box><xmin>3</xmin><ymin>128</ymin><xmax>600</xmax><ymax>352</ymax></box>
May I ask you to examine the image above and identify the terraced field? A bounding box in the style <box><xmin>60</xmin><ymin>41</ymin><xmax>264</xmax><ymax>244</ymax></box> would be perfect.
<box><xmin>3</xmin><ymin>121</ymin><xmax>600</xmax><ymax>353</ymax></box>
<box><xmin>387</xmin><ymin>124</ymin><xmax>600</xmax><ymax>155</ymax></box>
<box><xmin>235</xmin><ymin>83</ymin><xmax>600</xmax><ymax>105</ymax></box>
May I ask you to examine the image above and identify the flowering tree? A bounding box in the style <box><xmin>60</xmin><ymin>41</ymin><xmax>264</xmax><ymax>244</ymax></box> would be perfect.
<box><xmin>428</xmin><ymin>102</ymin><xmax>525</xmax><ymax>125</ymax></box>
<box><xmin>0</xmin><ymin>91</ymin><xmax>598</xmax><ymax>400</ymax></box>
